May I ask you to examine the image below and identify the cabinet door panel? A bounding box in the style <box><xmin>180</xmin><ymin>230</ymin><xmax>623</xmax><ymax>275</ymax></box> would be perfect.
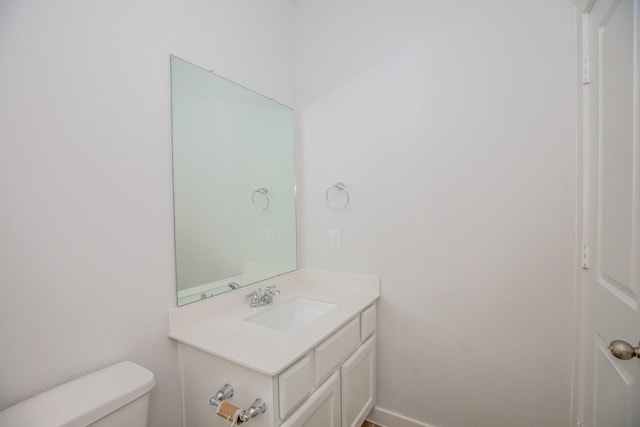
<box><xmin>279</xmin><ymin>355</ymin><xmax>313</xmax><ymax>419</ymax></box>
<box><xmin>341</xmin><ymin>336</ymin><xmax>376</xmax><ymax>427</ymax></box>
<box><xmin>280</xmin><ymin>373</ymin><xmax>340</xmax><ymax>427</ymax></box>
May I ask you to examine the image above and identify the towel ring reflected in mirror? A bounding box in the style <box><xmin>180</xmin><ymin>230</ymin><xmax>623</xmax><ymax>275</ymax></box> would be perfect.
<box><xmin>326</xmin><ymin>182</ymin><xmax>349</xmax><ymax>209</ymax></box>
<box><xmin>251</xmin><ymin>187</ymin><xmax>270</xmax><ymax>211</ymax></box>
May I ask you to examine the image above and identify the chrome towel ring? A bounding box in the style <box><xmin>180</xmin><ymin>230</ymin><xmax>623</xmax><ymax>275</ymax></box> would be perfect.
<box><xmin>251</xmin><ymin>187</ymin><xmax>270</xmax><ymax>211</ymax></box>
<box><xmin>326</xmin><ymin>182</ymin><xmax>349</xmax><ymax>209</ymax></box>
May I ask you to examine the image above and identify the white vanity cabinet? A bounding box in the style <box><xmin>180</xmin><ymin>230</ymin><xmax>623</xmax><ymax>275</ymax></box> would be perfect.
<box><xmin>177</xmin><ymin>303</ymin><xmax>377</xmax><ymax>427</ymax></box>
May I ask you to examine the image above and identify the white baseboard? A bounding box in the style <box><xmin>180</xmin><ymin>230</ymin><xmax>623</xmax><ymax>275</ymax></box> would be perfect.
<box><xmin>368</xmin><ymin>406</ymin><xmax>437</xmax><ymax>427</ymax></box>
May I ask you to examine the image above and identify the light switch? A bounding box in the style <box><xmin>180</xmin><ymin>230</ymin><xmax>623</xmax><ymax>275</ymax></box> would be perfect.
<box><xmin>329</xmin><ymin>229</ymin><xmax>341</xmax><ymax>250</ymax></box>
<box><xmin>266</xmin><ymin>227</ymin><xmax>275</xmax><ymax>245</ymax></box>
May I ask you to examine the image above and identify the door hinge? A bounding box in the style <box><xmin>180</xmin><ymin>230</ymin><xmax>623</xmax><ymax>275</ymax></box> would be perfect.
<box><xmin>582</xmin><ymin>58</ymin><xmax>591</xmax><ymax>84</ymax></box>
<box><xmin>581</xmin><ymin>244</ymin><xmax>590</xmax><ymax>269</ymax></box>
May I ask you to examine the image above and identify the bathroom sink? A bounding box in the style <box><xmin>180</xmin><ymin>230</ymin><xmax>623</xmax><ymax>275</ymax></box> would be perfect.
<box><xmin>245</xmin><ymin>298</ymin><xmax>338</xmax><ymax>332</ymax></box>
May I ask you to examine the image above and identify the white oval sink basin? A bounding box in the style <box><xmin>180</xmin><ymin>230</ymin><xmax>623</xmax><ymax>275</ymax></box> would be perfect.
<box><xmin>245</xmin><ymin>298</ymin><xmax>338</xmax><ymax>332</ymax></box>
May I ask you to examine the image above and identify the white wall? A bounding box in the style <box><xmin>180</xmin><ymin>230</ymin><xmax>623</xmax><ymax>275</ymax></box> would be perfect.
<box><xmin>0</xmin><ymin>1</ymin><xmax>294</xmax><ymax>426</ymax></box>
<box><xmin>295</xmin><ymin>1</ymin><xmax>578</xmax><ymax>426</ymax></box>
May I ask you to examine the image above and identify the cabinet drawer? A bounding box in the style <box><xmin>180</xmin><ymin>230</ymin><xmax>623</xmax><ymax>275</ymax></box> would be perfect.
<box><xmin>279</xmin><ymin>355</ymin><xmax>313</xmax><ymax>419</ymax></box>
<box><xmin>314</xmin><ymin>317</ymin><xmax>360</xmax><ymax>384</ymax></box>
<box><xmin>360</xmin><ymin>304</ymin><xmax>376</xmax><ymax>341</ymax></box>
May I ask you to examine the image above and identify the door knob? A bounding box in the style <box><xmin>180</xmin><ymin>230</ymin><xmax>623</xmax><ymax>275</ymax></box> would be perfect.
<box><xmin>608</xmin><ymin>340</ymin><xmax>640</xmax><ymax>360</ymax></box>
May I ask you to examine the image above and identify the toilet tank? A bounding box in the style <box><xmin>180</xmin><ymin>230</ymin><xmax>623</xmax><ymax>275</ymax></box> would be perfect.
<box><xmin>0</xmin><ymin>361</ymin><xmax>155</xmax><ymax>427</ymax></box>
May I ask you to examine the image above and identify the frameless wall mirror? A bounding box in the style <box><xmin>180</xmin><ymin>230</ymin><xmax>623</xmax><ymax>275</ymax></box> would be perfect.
<box><xmin>170</xmin><ymin>55</ymin><xmax>297</xmax><ymax>306</ymax></box>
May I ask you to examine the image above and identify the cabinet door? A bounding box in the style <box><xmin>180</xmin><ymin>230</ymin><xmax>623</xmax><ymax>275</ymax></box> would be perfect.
<box><xmin>279</xmin><ymin>355</ymin><xmax>313</xmax><ymax>419</ymax></box>
<box><xmin>341</xmin><ymin>336</ymin><xmax>376</xmax><ymax>427</ymax></box>
<box><xmin>280</xmin><ymin>372</ymin><xmax>340</xmax><ymax>427</ymax></box>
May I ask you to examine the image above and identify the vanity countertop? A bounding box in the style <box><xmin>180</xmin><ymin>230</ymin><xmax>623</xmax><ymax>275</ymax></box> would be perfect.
<box><xmin>168</xmin><ymin>269</ymin><xmax>379</xmax><ymax>375</ymax></box>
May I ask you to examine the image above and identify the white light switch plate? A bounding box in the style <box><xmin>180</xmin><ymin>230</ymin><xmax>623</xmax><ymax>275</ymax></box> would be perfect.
<box><xmin>266</xmin><ymin>227</ymin><xmax>275</xmax><ymax>245</ymax></box>
<box><xmin>329</xmin><ymin>229</ymin><xmax>341</xmax><ymax>250</ymax></box>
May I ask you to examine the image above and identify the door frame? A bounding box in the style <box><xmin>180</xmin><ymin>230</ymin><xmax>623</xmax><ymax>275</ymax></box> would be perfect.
<box><xmin>572</xmin><ymin>1</ymin><xmax>596</xmax><ymax>427</ymax></box>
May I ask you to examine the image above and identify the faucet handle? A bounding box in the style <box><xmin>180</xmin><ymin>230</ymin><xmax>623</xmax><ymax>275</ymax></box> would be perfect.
<box><xmin>246</xmin><ymin>289</ymin><xmax>262</xmax><ymax>307</ymax></box>
<box><xmin>246</xmin><ymin>288</ymin><xmax>261</xmax><ymax>298</ymax></box>
<box><xmin>265</xmin><ymin>286</ymin><xmax>280</xmax><ymax>295</ymax></box>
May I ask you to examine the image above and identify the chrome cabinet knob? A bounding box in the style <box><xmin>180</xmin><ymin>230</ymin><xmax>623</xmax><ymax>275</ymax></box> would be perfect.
<box><xmin>608</xmin><ymin>340</ymin><xmax>640</xmax><ymax>360</ymax></box>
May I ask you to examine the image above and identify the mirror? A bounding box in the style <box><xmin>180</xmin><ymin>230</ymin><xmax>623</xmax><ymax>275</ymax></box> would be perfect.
<box><xmin>170</xmin><ymin>55</ymin><xmax>297</xmax><ymax>306</ymax></box>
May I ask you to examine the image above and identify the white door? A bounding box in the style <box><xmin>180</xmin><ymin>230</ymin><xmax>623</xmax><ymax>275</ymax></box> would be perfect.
<box><xmin>581</xmin><ymin>0</ymin><xmax>640</xmax><ymax>426</ymax></box>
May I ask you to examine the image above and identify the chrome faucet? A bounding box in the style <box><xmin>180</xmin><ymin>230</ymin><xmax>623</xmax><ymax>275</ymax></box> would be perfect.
<box><xmin>261</xmin><ymin>286</ymin><xmax>280</xmax><ymax>305</ymax></box>
<box><xmin>246</xmin><ymin>286</ymin><xmax>280</xmax><ymax>308</ymax></box>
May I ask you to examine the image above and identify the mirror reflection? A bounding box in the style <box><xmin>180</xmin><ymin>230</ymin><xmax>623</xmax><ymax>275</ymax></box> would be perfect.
<box><xmin>170</xmin><ymin>55</ymin><xmax>297</xmax><ymax>306</ymax></box>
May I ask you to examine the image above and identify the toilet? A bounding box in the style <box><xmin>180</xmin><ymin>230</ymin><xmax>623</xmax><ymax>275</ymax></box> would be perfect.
<box><xmin>0</xmin><ymin>361</ymin><xmax>155</xmax><ymax>427</ymax></box>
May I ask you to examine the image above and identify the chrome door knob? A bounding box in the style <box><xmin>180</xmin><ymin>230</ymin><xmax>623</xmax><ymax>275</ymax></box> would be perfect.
<box><xmin>608</xmin><ymin>340</ymin><xmax>640</xmax><ymax>360</ymax></box>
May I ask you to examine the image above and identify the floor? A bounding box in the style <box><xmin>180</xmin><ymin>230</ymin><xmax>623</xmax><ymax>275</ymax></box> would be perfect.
<box><xmin>361</xmin><ymin>421</ymin><xmax>384</xmax><ymax>427</ymax></box>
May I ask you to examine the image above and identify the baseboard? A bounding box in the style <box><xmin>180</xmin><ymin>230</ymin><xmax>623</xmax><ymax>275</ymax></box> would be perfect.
<box><xmin>368</xmin><ymin>406</ymin><xmax>437</xmax><ymax>427</ymax></box>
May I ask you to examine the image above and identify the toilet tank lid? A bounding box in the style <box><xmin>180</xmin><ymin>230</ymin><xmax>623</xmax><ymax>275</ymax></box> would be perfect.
<box><xmin>0</xmin><ymin>361</ymin><xmax>155</xmax><ymax>427</ymax></box>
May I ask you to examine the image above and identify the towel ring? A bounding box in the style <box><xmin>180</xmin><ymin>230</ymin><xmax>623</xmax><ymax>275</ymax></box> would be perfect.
<box><xmin>326</xmin><ymin>182</ymin><xmax>349</xmax><ymax>209</ymax></box>
<box><xmin>252</xmin><ymin>188</ymin><xmax>270</xmax><ymax>211</ymax></box>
